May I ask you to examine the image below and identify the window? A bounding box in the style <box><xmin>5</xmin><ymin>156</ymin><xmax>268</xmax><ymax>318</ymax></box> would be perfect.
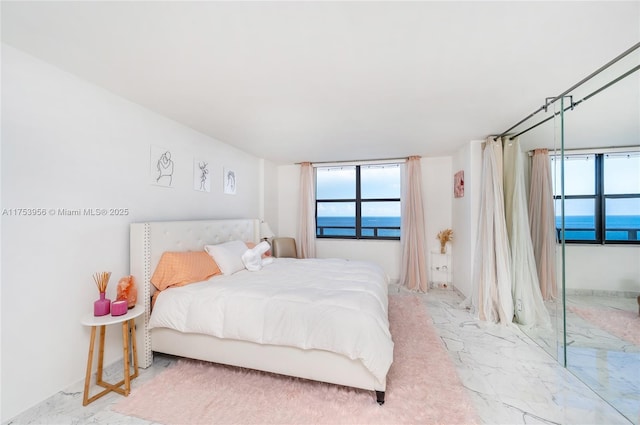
<box><xmin>315</xmin><ymin>163</ymin><xmax>401</xmax><ymax>240</ymax></box>
<box><xmin>551</xmin><ymin>151</ymin><xmax>640</xmax><ymax>244</ymax></box>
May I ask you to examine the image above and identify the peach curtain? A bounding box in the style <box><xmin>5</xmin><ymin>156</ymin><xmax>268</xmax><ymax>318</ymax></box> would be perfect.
<box><xmin>399</xmin><ymin>156</ymin><xmax>428</xmax><ymax>292</ymax></box>
<box><xmin>528</xmin><ymin>149</ymin><xmax>557</xmax><ymax>300</ymax></box>
<box><xmin>297</xmin><ymin>162</ymin><xmax>316</xmax><ymax>258</ymax></box>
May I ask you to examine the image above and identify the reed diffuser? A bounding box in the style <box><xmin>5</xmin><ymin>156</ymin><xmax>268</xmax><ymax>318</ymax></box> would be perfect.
<box><xmin>93</xmin><ymin>271</ymin><xmax>112</xmax><ymax>316</ymax></box>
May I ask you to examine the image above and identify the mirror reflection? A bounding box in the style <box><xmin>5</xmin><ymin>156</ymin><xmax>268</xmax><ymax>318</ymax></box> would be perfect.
<box><xmin>517</xmin><ymin>47</ymin><xmax>640</xmax><ymax>422</ymax></box>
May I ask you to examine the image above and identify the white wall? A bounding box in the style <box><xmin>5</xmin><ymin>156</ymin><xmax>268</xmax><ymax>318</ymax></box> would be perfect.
<box><xmin>277</xmin><ymin>165</ymin><xmax>299</xmax><ymax>239</ymax></box>
<box><xmin>1</xmin><ymin>45</ymin><xmax>261</xmax><ymax>421</ymax></box>
<box><xmin>422</xmin><ymin>156</ymin><xmax>454</xmax><ymax>273</ymax></box>
<box><xmin>276</xmin><ymin>157</ymin><xmax>452</xmax><ymax>283</ymax></box>
<box><xmin>451</xmin><ymin>140</ymin><xmax>482</xmax><ymax>298</ymax></box>
<box><xmin>259</xmin><ymin>158</ymin><xmax>279</xmax><ymax>235</ymax></box>
<box><xmin>562</xmin><ymin>246</ymin><xmax>640</xmax><ymax>293</ymax></box>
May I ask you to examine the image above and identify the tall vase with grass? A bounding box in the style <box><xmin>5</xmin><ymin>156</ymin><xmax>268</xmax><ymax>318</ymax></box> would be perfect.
<box><xmin>93</xmin><ymin>271</ymin><xmax>112</xmax><ymax>316</ymax></box>
<box><xmin>437</xmin><ymin>229</ymin><xmax>453</xmax><ymax>254</ymax></box>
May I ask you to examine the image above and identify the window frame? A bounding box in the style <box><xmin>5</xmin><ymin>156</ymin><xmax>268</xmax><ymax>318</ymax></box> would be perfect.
<box><xmin>554</xmin><ymin>152</ymin><xmax>640</xmax><ymax>245</ymax></box>
<box><xmin>315</xmin><ymin>164</ymin><xmax>401</xmax><ymax>241</ymax></box>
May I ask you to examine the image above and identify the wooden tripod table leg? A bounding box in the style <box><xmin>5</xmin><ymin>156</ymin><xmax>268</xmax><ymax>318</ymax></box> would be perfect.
<box><xmin>122</xmin><ymin>320</ymin><xmax>131</xmax><ymax>396</ymax></box>
<box><xmin>96</xmin><ymin>326</ymin><xmax>106</xmax><ymax>385</ymax></box>
<box><xmin>82</xmin><ymin>326</ymin><xmax>97</xmax><ymax>406</ymax></box>
<box><xmin>129</xmin><ymin>318</ymin><xmax>139</xmax><ymax>379</ymax></box>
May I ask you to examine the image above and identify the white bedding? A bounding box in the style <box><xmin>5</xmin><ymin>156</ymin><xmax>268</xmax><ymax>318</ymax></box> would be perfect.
<box><xmin>149</xmin><ymin>257</ymin><xmax>394</xmax><ymax>382</ymax></box>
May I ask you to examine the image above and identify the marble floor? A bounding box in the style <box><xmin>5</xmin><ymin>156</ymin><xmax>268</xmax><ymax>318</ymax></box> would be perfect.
<box><xmin>568</xmin><ymin>294</ymin><xmax>639</xmax><ymax>417</ymax></box>
<box><xmin>522</xmin><ymin>292</ymin><xmax>639</xmax><ymax>423</ymax></box>
<box><xmin>4</xmin><ymin>287</ymin><xmax>634</xmax><ymax>425</ymax></box>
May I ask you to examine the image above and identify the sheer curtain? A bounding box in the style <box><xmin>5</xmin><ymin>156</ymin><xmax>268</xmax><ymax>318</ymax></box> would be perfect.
<box><xmin>503</xmin><ymin>138</ymin><xmax>550</xmax><ymax>327</ymax></box>
<box><xmin>529</xmin><ymin>149</ymin><xmax>557</xmax><ymax>300</ymax></box>
<box><xmin>471</xmin><ymin>138</ymin><xmax>513</xmax><ymax>323</ymax></box>
<box><xmin>399</xmin><ymin>156</ymin><xmax>428</xmax><ymax>292</ymax></box>
<box><xmin>297</xmin><ymin>162</ymin><xmax>316</xmax><ymax>258</ymax></box>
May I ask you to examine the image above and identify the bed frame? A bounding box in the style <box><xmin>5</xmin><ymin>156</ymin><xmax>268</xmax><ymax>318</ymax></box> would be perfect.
<box><xmin>130</xmin><ymin>219</ymin><xmax>386</xmax><ymax>404</ymax></box>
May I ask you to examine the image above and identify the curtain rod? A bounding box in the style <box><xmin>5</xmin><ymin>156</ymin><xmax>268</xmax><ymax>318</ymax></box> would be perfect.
<box><xmin>295</xmin><ymin>157</ymin><xmax>408</xmax><ymax>166</ymax></box>
<box><xmin>528</xmin><ymin>146</ymin><xmax>640</xmax><ymax>156</ymax></box>
<box><xmin>496</xmin><ymin>41</ymin><xmax>640</xmax><ymax>138</ymax></box>
<box><xmin>509</xmin><ymin>63</ymin><xmax>640</xmax><ymax>139</ymax></box>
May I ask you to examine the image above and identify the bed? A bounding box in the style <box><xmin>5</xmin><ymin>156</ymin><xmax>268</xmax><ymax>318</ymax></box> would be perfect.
<box><xmin>130</xmin><ymin>219</ymin><xmax>392</xmax><ymax>404</ymax></box>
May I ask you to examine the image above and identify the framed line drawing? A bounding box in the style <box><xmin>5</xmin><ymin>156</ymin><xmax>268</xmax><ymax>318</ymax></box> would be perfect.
<box><xmin>151</xmin><ymin>146</ymin><xmax>175</xmax><ymax>187</ymax></box>
<box><xmin>454</xmin><ymin>170</ymin><xmax>464</xmax><ymax>198</ymax></box>
<box><xmin>223</xmin><ymin>167</ymin><xmax>236</xmax><ymax>195</ymax></box>
<box><xmin>194</xmin><ymin>159</ymin><xmax>210</xmax><ymax>192</ymax></box>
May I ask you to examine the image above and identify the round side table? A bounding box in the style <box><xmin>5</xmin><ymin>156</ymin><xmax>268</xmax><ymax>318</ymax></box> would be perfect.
<box><xmin>80</xmin><ymin>304</ymin><xmax>144</xmax><ymax>406</ymax></box>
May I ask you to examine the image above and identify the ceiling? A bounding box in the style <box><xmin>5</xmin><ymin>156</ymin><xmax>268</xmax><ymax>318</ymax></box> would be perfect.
<box><xmin>2</xmin><ymin>1</ymin><xmax>639</xmax><ymax>164</ymax></box>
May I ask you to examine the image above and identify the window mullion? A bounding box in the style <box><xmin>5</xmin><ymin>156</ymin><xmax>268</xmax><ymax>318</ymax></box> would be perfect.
<box><xmin>596</xmin><ymin>154</ymin><xmax>604</xmax><ymax>243</ymax></box>
<box><xmin>355</xmin><ymin>166</ymin><xmax>362</xmax><ymax>238</ymax></box>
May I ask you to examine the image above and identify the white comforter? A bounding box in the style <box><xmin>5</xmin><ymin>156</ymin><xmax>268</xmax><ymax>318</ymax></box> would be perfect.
<box><xmin>149</xmin><ymin>258</ymin><xmax>394</xmax><ymax>382</ymax></box>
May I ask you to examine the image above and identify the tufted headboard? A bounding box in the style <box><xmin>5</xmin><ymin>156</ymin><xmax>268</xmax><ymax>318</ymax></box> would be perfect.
<box><xmin>130</xmin><ymin>219</ymin><xmax>260</xmax><ymax>368</ymax></box>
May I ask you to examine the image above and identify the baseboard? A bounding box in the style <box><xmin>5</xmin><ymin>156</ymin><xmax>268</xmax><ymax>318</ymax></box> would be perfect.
<box><xmin>565</xmin><ymin>288</ymin><xmax>639</xmax><ymax>298</ymax></box>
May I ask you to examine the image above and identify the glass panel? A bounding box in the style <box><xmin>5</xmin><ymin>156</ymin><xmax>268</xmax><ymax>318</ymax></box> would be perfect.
<box><xmin>605</xmin><ymin>198</ymin><xmax>640</xmax><ymax>241</ymax></box>
<box><xmin>316</xmin><ymin>166</ymin><xmax>355</xmax><ymax>200</ymax></box>
<box><xmin>561</xmin><ymin>49</ymin><xmax>640</xmax><ymax>424</ymax></box>
<box><xmin>519</xmin><ymin>49</ymin><xmax>639</xmax><ymax>423</ymax></box>
<box><xmin>603</xmin><ymin>152</ymin><xmax>640</xmax><ymax>194</ymax></box>
<box><xmin>316</xmin><ymin>202</ymin><xmax>355</xmax><ymax>237</ymax></box>
<box><xmin>361</xmin><ymin>202</ymin><xmax>401</xmax><ymax>237</ymax></box>
<box><xmin>361</xmin><ymin>164</ymin><xmax>401</xmax><ymax>199</ymax></box>
<box><xmin>551</xmin><ymin>154</ymin><xmax>596</xmax><ymax>195</ymax></box>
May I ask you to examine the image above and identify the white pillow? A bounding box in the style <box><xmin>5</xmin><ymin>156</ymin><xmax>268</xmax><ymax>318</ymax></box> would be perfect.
<box><xmin>204</xmin><ymin>240</ymin><xmax>248</xmax><ymax>275</ymax></box>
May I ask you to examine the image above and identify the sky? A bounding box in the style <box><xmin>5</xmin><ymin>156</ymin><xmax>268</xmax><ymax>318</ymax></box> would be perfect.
<box><xmin>314</xmin><ymin>153</ymin><xmax>639</xmax><ymax>219</ymax></box>
<box><xmin>552</xmin><ymin>153</ymin><xmax>640</xmax><ymax>216</ymax></box>
<box><xmin>316</xmin><ymin>164</ymin><xmax>401</xmax><ymax>217</ymax></box>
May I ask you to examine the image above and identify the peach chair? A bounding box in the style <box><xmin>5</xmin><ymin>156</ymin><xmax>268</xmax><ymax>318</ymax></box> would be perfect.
<box><xmin>271</xmin><ymin>237</ymin><xmax>298</xmax><ymax>258</ymax></box>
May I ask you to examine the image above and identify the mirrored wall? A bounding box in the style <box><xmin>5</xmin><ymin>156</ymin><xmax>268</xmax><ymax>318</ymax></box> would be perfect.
<box><xmin>515</xmin><ymin>45</ymin><xmax>640</xmax><ymax>422</ymax></box>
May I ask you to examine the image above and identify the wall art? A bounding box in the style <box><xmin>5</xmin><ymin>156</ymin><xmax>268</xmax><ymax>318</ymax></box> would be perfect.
<box><xmin>151</xmin><ymin>146</ymin><xmax>175</xmax><ymax>187</ymax></box>
<box><xmin>223</xmin><ymin>167</ymin><xmax>236</xmax><ymax>195</ymax></box>
<box><xmin>194</xmin><ymin>159</ymin><xmax>210</xmax><ymax>192</ymax></box>
<box><xmin>454</xmin><ymin>170</ymin><xmax>464</xmax><ymax>198</ymax></box>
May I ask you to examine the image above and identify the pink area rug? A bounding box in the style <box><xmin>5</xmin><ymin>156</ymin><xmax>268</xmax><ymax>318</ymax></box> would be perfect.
<box><xmin>112</xmin><ymin>295</ymin><xmax>478</xmax><ymax>424</ymax></box>
<box><xmin>569</xmin><ymin>306</ymin><xmax>640</xmax><ymax>346</ymax></box>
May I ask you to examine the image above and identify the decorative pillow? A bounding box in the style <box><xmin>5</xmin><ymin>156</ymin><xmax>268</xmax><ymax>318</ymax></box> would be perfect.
<box><xmin>241</xmin><ymin>241</ymin><xmax>271</xmax><ymax>271</ymax></box>
<box><xmin>151</xmin><ymin>251</ymin><xmax>221</xmax><ymax>291</ymax></box>
<box><xmin>245</xmin><ymin>241</ymin><xmax>272</xmax><ymax>258</ymax></box>
<box><xmin>204</xmin><ymin>240</ymin><xmax>249</xmax><ymax>275</ymax></box>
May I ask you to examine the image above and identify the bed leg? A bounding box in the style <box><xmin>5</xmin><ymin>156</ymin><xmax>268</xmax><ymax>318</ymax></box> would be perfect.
<box><xmin>375</xmin><ymin>391</ymin><xmax>385</xmax><ymax>405</ymax></box>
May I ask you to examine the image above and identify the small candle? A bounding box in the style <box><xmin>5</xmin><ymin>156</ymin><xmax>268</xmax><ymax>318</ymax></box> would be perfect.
<box><xmin>111</xmin><ymin>300</ymin><xmax>128</xmax><ymax>316</ymax></box>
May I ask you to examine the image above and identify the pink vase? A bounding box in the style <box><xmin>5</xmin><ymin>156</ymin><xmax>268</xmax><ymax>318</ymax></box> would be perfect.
<box><xmin>94</xmin><ymin>292</ymin><xmax>111</xmax><ymax>316</ymax></box>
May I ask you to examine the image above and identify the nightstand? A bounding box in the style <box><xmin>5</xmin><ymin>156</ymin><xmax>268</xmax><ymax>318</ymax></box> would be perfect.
<box><xmin>80</xmin><ymin>304</ymin><xmax>144</xmax><ymax>406</ymax></box>
<box><xmin>429</xmin><ymin>251</ymin><xmax>452</xmax><ymax>289</ymax></box>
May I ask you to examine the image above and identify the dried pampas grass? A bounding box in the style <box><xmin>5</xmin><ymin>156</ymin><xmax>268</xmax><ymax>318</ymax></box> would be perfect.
<box><xmin>437</xmin><ymin>229</ymin><xmax>453</xmax><ymax>253</ymax></box>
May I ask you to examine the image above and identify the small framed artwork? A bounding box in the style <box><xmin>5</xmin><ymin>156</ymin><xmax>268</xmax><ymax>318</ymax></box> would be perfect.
<box><xmin>454</xmin><ymin>170</ymin><xmax>464</xmax><ymax>198</ymax></box>
<box><xmin>151</xmin><ymin>146</ymin><xmax>174</xmax><ymax>187</ymax></box>
<box><xmin>194</xmin><ymin>159</ymin><xmax>210</xmax><ymax>192</ymax></box>
<box><xmin>223</xmin><ymin>167</ymin><xmax>236</xmax><ymax>195</ymax></box>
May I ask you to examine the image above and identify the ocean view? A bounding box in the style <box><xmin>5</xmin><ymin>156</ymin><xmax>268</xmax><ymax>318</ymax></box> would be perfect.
<box><xmin>317</xmin><ymin>216</ymin><xmax>401</xmax><ymax>237</ymax></box>
<box><xmin>555</xmin><ymin>215</ymin><xmax>639</xmax><ymax>241</ymax></box>
<box><xmin>317</xmin><ymin>215</ymin><xmax>640</xmax><ymax>241</ymax></box>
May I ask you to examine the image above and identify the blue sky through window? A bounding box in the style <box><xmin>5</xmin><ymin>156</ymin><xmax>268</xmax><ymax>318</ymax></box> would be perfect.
<box><xmin>552</xmin><ymin>152</ymin><xmax>640</xmax><ymax>215</ymax></box>
<box><xmin>316</xmin><ymin>164</ymin><xmax>401</xmax><ymax>217</ymax></box>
